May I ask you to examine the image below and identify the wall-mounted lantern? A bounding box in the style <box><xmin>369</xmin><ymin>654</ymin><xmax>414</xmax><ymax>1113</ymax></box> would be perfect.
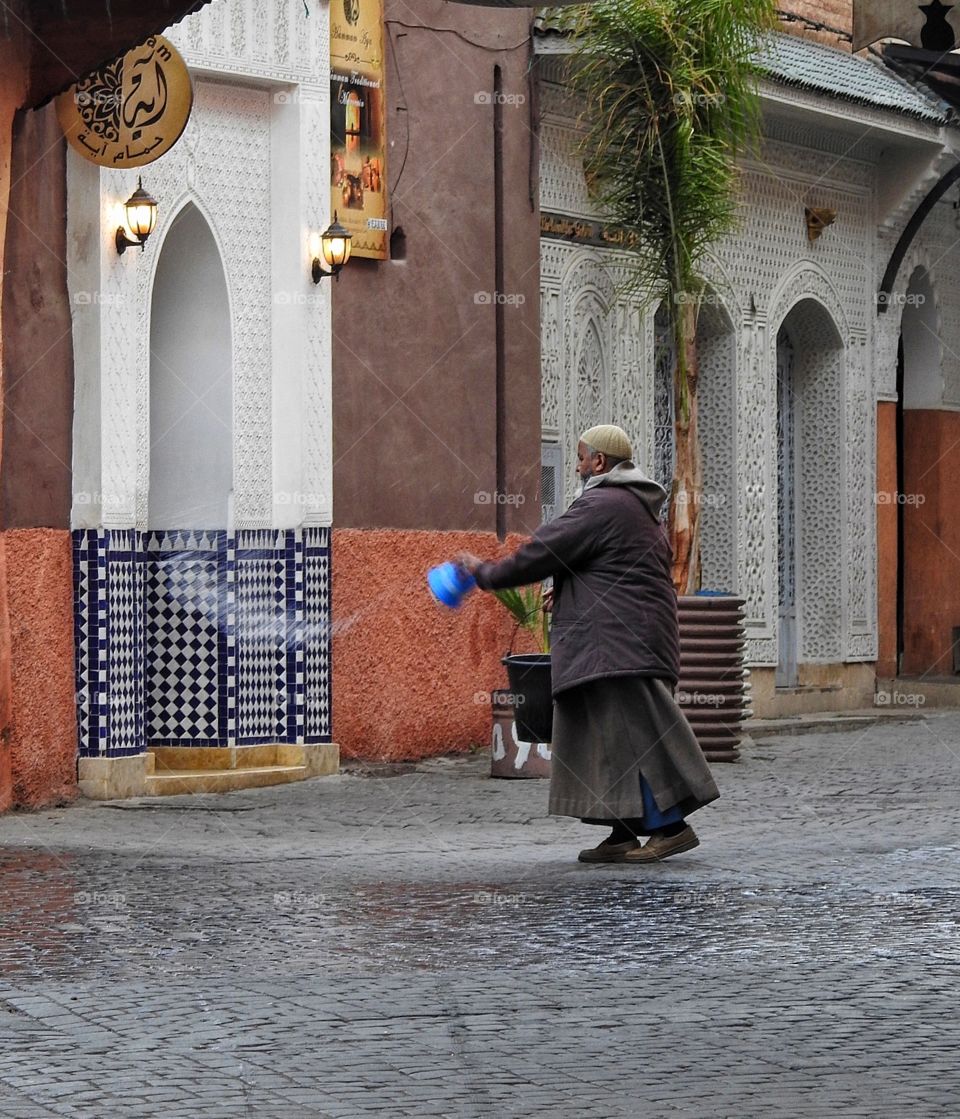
<box><xmin>311</xmin><ymin>213</ymin><xmax>352</xmax><ymax>283</ymax></box>
<box><xmin>116</xmin><ymin>178</ymin><xmax>159</xmax><ymax>255</ymax></box>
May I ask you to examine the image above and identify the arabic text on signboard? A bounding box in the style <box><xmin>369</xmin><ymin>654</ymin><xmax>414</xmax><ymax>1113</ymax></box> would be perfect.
<box><xmin>57</xmin><ymin>35</ymin><xmax>193</xmax><ymax>169</ymax></box>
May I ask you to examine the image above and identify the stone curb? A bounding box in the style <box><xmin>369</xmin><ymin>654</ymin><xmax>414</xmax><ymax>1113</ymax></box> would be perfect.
<box><xmin>744</xmin><ymin>708</ymin><xmax>934</xmax><ymax>739</ymax></box>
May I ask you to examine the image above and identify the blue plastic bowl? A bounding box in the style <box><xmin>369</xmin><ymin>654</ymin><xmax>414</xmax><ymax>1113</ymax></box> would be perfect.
<box><xmin>428</xmin><ymin>562</ymin><xmax>477</xmax><ymax>608</ymax></box>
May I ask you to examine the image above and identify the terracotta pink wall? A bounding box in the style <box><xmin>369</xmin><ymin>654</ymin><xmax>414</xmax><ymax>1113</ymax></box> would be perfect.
<box><xmin>4</xmin><ymin>530</ymin><xmax>77</xmax><ymax>807</ymax></box>
<box><xmin>901</xmin><ymin>410</ymin><xmax>960</xmax><ymax>676</ymax></box>
<box><xmin>332</xmin><ymin>529</ymin><xmax>538</xmax><ymax>761</ymax></box>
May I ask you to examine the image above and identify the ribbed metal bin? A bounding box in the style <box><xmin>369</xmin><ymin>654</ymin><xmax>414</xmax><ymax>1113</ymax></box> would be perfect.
<box><xmin>677</xmin><ymin>595</ymin><xmax>751</xmax><ymax>763</ymax></box>
<box><xmin>490</xmin><ymin>690</ymin><xmax>552</xmax><ymax>779</ymax></box>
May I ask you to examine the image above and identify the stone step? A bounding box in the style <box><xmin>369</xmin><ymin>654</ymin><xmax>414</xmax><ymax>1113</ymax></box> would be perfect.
<box><xmin>144</xmin><ymin>764</ymin><xmax>308</xmax><ymax>796</ymax></box>
<box><xmin>745</xmin><ymin>708</ymin><xmax>925</xmax><ymax>739</ymax></box>
<box><xmin>79</xmin><ymin>743</ymin><xmax>339</xmax><ymax>800</ymax></box>
<box><xmin>148</xmin><ymin>744</ymin><xmax>307</xmax><ymax>773</ymax></box>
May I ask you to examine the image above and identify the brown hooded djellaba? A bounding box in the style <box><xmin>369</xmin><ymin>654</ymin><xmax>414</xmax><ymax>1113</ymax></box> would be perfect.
<box><xmin>475</xmin><ymin>462</ymin><xmax>719</xmax><ymax>822</ymax></box>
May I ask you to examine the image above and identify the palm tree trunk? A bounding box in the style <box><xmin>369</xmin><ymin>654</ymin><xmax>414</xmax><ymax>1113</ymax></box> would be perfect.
<box><xmin>668</xmin><ymin>297</ymin><xmax>702</xmax><ymax>594</ymax></box>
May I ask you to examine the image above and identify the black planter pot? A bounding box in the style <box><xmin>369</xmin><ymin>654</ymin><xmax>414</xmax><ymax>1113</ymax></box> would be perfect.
<box><xmin>501</xmin><ymin>653</ymin><xmax>553</xmax><ymax>743</ymax></box>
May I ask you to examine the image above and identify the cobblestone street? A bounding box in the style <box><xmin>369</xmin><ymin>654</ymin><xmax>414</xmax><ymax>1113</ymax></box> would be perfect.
<box><xmin>1</xmin><ymin>717</ymin><xmax>959</xmax><ymax>1118</ymax></box>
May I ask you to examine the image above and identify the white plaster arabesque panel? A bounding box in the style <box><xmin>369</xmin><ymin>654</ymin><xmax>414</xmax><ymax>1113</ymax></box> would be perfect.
<box><xmin>539</xmin><ymin>240</ymin><xmax>648</xmax><ymax>508</ymax></box>
<box><xmin>697</xmin><ymin>299</ymin><xmax>738</xmax><ymax>596</ymax></box>
<box><xmin>69</xmin><ymin>0</ymin><xmax>332</xmax><ymax>533</ymax></box>
<box><xmin>131</xmin><ymin>81</ymin><xmax>272</xmax><ymax>529</ymax></box>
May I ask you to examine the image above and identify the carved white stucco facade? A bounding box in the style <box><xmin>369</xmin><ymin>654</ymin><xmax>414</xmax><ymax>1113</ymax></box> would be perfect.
<box><xmin>537</xmin><ymin>52</ymin><xmax>960</xmax><ymax>672</ymax></box>
<box><xmin>69</xmin><ymin>0</ymin><xmax>332</xmax><ymax>533</ymax></box>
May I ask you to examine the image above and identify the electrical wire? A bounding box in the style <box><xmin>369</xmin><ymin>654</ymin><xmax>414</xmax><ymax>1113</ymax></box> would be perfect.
<box><xmin>383</xmin><ymin>18</ymin><xmax>531</xmax><ymax>54</ymax></box>
<box><xmin>386</xmin><ymin>24</ymin><xmax>411</xmax><ymax>204</ymax></box>
<box><xmin>384</xmin><ymin>18</ymin><xmax>531</xmax><ymax>204</ymax></box>
<box><xmin>776</xmin><ymin>9</ymin><xmax>852</xmax><ymax>43</ymax></box>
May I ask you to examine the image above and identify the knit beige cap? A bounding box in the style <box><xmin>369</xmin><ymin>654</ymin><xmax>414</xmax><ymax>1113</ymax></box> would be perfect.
<box><xmin>579</xmin><ymin>424</ymin><xmax>633</xmax><ymax>460</ymax></box>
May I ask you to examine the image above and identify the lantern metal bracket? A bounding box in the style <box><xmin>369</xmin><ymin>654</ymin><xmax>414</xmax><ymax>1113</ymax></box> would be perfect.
<box><xmin>116</xmin><ymin>227</ymin><xmax>146</xmax><ymax>255</ymax></box>
<box><xmin>311</xmin><ymin>258</ymin><xmax>342</xmax><ymax>283</ymax></box>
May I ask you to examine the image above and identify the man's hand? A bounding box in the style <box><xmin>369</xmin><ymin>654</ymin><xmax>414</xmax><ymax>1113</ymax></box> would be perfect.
<box><xmin>542</xmin><ymin>586</ymin><xmax>554</xmax><ymax>613</ymax></box>
<box><xmin>455</xmin><ymin>552</ymin><xmax>482</xmax><ymax>576</ymax></box>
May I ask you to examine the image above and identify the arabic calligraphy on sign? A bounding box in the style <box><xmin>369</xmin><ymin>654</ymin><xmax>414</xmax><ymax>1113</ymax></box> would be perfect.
<box><xmin>540</xmin><ymin>212</ymin><xmax>640</xmax><ymax>250</ymax></box>
<box><xmin>56</xmin><ymin>35</ymin><xmax>193</xmax><ymax>169</ymax></box>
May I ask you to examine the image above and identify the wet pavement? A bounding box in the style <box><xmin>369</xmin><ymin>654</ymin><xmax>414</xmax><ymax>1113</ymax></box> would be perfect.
<box><xmin>1</xmin><ymin>718</ymin><xmax>959</xmax><ymax>1117</ymax></box>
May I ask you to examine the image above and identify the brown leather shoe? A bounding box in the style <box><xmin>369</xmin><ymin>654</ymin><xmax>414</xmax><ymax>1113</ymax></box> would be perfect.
<box><xmin>623</xmin><ymin>826</ymin><xmax>699</xmax><ymax>863</ymax></box>
<box><xmin>578</xmin><ymin>838</ymin><xmax>640</xmax><ymax>863</ymax></box>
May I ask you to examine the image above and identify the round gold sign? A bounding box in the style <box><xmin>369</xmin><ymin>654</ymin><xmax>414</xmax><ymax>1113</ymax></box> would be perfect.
<box><xmin>56</xmin><ymin>35</ymin><xmax>193</xmax><ymax>169</ymax></box>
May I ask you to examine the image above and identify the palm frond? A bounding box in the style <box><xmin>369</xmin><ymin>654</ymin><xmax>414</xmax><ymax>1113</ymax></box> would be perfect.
<box><xmin>570</xmin><ymin>0</ymin><xmax>775</xmax><ymax>306</ymax></box>
<box><xmin>493</xmin><ymin>585</ymin><xmax>550</xmax><ymax>653</ymax></box>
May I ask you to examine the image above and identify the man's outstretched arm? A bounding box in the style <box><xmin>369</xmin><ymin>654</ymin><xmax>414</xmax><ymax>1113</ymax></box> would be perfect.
<box><xmin>459</xmin><ymin>498</ymin><xmax>602</xmax><ymax>591</ymax></box>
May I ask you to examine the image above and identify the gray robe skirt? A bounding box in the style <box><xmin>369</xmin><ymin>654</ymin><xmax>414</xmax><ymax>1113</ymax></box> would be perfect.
<box><xmin>548</xmin><ymin>675</ymin><xmax>720</xmax><ymax>820</ymax></box>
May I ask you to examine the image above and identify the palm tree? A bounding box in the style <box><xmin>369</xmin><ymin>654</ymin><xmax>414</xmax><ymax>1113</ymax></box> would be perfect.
<box><xmin>570</xmin><ymin>0</ymin><xmax>776</xmax><ymax>593</ymax></box>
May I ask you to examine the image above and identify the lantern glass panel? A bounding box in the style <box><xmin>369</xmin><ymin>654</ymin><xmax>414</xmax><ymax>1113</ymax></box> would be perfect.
<box><xmin>322</xmin><ymin>234</ymin><xmax>349</xmax><ymax>269</ymax></box>
<box><xmin>127</xmin><ymin>200</ymin><xmax>157</xmax><ymax>239</ymax></box>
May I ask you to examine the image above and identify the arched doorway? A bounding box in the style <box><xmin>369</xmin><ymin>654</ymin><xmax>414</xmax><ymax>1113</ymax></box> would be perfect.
<box><xmin>146</xmin><ymin>204</ymin><xmax>233</xmax><ymax>745</ymax></box>
<box><xmin>149</xmin><ymin>203</ymin><xmax>232</xmax><ymax>529</ymax></box>
<box><xmin>775</xmin><ymin>300</ymin><xmax>844</xmax><ymax>687</ymax></box>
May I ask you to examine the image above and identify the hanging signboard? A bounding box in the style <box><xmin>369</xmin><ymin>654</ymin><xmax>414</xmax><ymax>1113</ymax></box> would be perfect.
<box><xmin>56</xmin><ymin>35</ymin><xmax>193</xmax><ymax>168</ymax></box>
<box><xmin>331</xmin><ymin>0</ymin><xmax>389</xmax><ymax>260</ymax></box>
<box><xmin>853</xmin><ymin>0</ymin><xmax>960</xmax><ymax>52</ymax></box>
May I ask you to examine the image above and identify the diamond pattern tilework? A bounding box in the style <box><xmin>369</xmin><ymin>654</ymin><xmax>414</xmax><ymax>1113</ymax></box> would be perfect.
<box><xmin>108</xmin><ymin>530</ymin><xmax>143</xmax><ymax>755</ymax></box>
<box><xmin>72</xmin><ymin>532</ymin><xmax>96</xmax><ymax>756</ymax></box>
<box><xmin>304</xmin><ymin>527</ymin><xmax>332</xmax><ymax>744</ymax></box>
<box><xmin>72</xmin><ymin>528</ymin><xmax>333</xmax><ymax>756</ymax></box>
<box><xmin>224</xmin><ymin>533</ymin><xmax>237</xmax><ymax>747</ymax></box>
<box><xmin>145</xmin><ymin>532</ymin><xmax>223</xmax><ymax>745</ymax></box>
<box><xmin>72</xmin><ymin>529</ymin><xmax>143</xmax><ymax>757</ymax></box>
<box><xmin>236</xmin><ymin>530</ymin><xmax>289</xmax><ymax>744</ymax></box>
<box><xmin>287</xmin><ymin>530</ymin><xmax>305</xmax><ymax>743</ymax></box>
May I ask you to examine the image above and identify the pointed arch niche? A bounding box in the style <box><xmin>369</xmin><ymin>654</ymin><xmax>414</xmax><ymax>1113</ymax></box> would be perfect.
<box><xmin>148</xmin><ymin>203</ymin><xmax>233</xmax><ymax>531</ymax></box>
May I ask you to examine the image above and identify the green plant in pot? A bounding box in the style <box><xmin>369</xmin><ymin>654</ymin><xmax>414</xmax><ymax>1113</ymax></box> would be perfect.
<box><xmin>494</xmin><ymin>584</ymin><xmax>554</xmax><ymax>744</ymax></box>
<box><xmin>493</xmin><ymin>585</ymin><xmax>551</xmax><ymax>654</ymax></box>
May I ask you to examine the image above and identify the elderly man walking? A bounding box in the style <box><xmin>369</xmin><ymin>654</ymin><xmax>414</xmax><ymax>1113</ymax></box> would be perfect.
<box><xmin>458</xmin><ymin>425</ymin><xmax>718</xmax><ymax>863</ymax></box>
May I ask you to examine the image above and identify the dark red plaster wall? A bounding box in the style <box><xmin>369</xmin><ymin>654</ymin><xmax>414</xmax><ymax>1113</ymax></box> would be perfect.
<box><xmin>1</xmin><ymin>102</ymin><xmax>73</xmax><ymax>530</ymax></box>
<box><xmin>332</xmin><ymin>1</ymin><xmax>541</xmax><ymax>534</ymax></box>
